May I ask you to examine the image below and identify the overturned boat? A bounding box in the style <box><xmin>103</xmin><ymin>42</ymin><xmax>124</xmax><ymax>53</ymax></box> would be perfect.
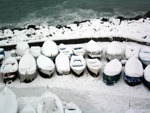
<box><xmin>37</xmin><ymin>92</ymin><xmax>63</xmax><ymax>113</ymax></box>
<box><xmin>103</xmin><ymin>59</ymin><xmax>122</xmax><ymax>85</ymax></box>
<box><xmin>70</xmin><ymin>55</ymin><xmax>86</xmax><ymax>77</ymax></box>
<box><xmin>21</xmin><ymin>104</ymin><xmax>36</xmax><ymax>113</ymax></box>
<box><xmin>64</xmin><ymin>102</ymin><xmax>82</xmax><ymax>113</ymax></box>
<box><xmin>0</xmin><ymin>87</ymin><xmax>18</xmax><ymax>113</ymax></box>
<box><xmin>86</xmin><ymin>40</ymin><xmax>102</xmax><ymax>58</ymax></box>
<box><xmin>139</xmin><ymin>47</ymin><xmax>150</xmax><ymax>66</ymax></box>
<box><xmin>86</xmin><ymin>58</ymin><xmax>101</xmax><ymax>77</ymax></box>
<box><xmin>125</xmin><ymin>46</ymin><xmax>140</xmax><ymax>59</ymax></box>
<box><xmin>1</xmin><ymin>57</ymin><xmax>18</xmax><ymax>83</ymax></box>
<box><xmin>55</xmin><ymin>53</ymin><xmax>70</xmax><ymax>75</ymax></box>
<box><xmin>72</xmin><ymin>44</ymin><xmax>85</xmax><ymax>56</ymax></box>
<box><xmin>143</xmin><ymin>64</ymin><xmax>150</xmax><ymax>90</ymax></box>
<box><xmin>19</xmin><ymin>52</ymin><xmax>37</xmax><ymax>83</ymax></box>
<box><xmin>106</xmin><ymin>41</ymin><xmax>125</xmax><ymax>61</ymax></box>
<box><xmin>124</xmin><ymin>57</ymin><xmax>143</xmax><ymax>86</ymax></box>
<box><xmin>37</xmin><ymin>55</ymin><xmax>55</xmax><ymax>78</ymax></box>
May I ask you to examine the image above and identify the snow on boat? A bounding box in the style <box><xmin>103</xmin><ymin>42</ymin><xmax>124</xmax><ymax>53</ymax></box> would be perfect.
<box><xmin>125</xmin><ymin>46</ymin><xmax>140</xmax><ymax>59</ymax></box>
<box><xmin>19</xmin><ymin>52</ymin><xmax>37</xmax><ymax>83</ymax></box>
<box><xmin>70</xmin><ymin>55</ymin><xmax>86</xmax><ymax>77</ymax></box>
<box><xmin>10</xmin><ymin>50</ymin><xmax>21</xmax><ymax>62</ymax></box>
<box><xmin>139</xmin><ymin>47</ymin><xmax>150</xmax><ymax>66</ymax></box>
<box><xmin>30</xmin><ymin>46</ymin><xmax>41</xmax><ymax>58</ymax></box>
<box><xmin>37</xmin><ymin>92</ymin><xmax>63</xmax><ymax>113</ymax></box>
<box><xmin>21</xmin><ymin>104</ymin><xmax>36</xmax><ymax>113</ymax></box>
<box><xmin>42</xmin><ymin>39</ymin><xmax>59</xmax><ymax>60</ymax></box>
<box><xmin>103</xmin><ymin>59</ymin><xmax>122</xmax><ymax>85</ymax></box>
<box><xmin>64</xmin><ymin>102</ymin><xmax>82</xmax><ymax>113</ymax></box>
<box><xmin>0</xmin><ymin>48</ymin><xmax>5</xmax><ymax>66</ymax></box>
<box><xmin>106</xmin><ymin>41</ymin><xmax>125</xmax><ymax>60</ymax></box>
<box><xmin>37</xmin><ymin>55</ymin><xmax>55</xmax><ymax>78</ymax></box>
<box><xmin>0</xmin><ymin>87</ymin><xmax>18</xmax><ymax>113</ymax></box>
<box><xmin>55</xmin><ymin>53</ymin><xmax>70</xmax><ymax>75</ymax></box>
<box><xmin>0</xmin><ymin>57</ymin><xmax>18</xmax><ymax>83</ymax></box>
<box><xmin>124</xmin><ymin>57</ymin><xmax>143</xmax><ymax>86</ymax></box>
<box><xmin>72</xmin><ymin>44</ymin><xmax>85</xmax><ymax>56</ymax></box>
<box><xmin>86</xmin><ymin>40</ymin><xmax>102</xmax><ymax>58</ymax></box>
<box><xmin>143</xmin><ymin>64</ymin><xmax>150</xmax><ymax>90</ymax></box>
<box><xmin>16</xmin><ymin>41</ymin><xmax>29</xmax><ymax>57</ymax></box>
<box><xmin>86</xmin><ymin>58</ymin><xmax>101</xmax><ymax>77</ymax></box>
<box><xmin>58</xmin><ymin>43</ymin><xmax>73</xmax><ymax>59</ymax></box>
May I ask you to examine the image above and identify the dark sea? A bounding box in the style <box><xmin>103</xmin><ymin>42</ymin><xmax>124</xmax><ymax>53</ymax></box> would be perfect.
<box><xmin>0</xmin><ymin>0</ymin><xmax>150</xmax><ymax>27</ymax></box>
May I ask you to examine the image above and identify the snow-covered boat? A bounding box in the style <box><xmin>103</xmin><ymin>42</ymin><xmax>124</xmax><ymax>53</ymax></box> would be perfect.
<box><xmin>72</xmin><ymin>44</ymin><xmax>85</xmax><ymax>56</ymax></box>
<box><xmin>42</xmin><ymin>39</ymin><xmax>59</xmax><ymax>60</ymax></box>
<box><xmin>30</xmin><ymin>46</ymin><xmax>41</xmax><ymax>59</ymax></box>
<box><xmin>106</xmin><ymin>41</ymin><xmax>125</xmax><ymax>60</ymax></box>
<box><xmin>0</xmin><ymin>57</ymin><xmax>18</xmax><ymax>83</ymax></box>
<box><xmin>10</xmin><ymin>50</ymin><xmax>21</xmax><ymax>62</ymax></box>
<box><xmin>37</xmin><ymin>92</ymin><xmax>64</xmax><ymax>113</ymax></box>
<box><xmin>64</xmin><ymin>102</ymin><xmax>82</xmax><ymax>113</ymax></box>
<box><xmin>0</xmin><ymin>48</ymin><xmax>5</xmax><ymax>66</ymax></box>
<box><xmin>86</xmin><ymin>40</ymin><xmax>102</xmax><ymax>58</ymax></box>
<box><xmin>37</xmin><ymin>55</ymin><xmax>55</xmax><ymax>78</ymax></box>
<box><xmin>70</xmin><ymin>55</ymin><xmax>86</xmax><ymax>77</ymax></box>
<box><xmin>19</xmin><ymin>52</ymin><xmax>37</xmax><ymax>83</ymax></box>
<box><xmin>0</xmin><ymin>87</ymin><xmax>18</xmax><ymax>113</ymax></box>
<box><xmin>139</xmin><ymin>47</ymin><xmax>150</xmax><ymax>66</ymax></box>
<box><xmin>125</xmin><ymin>46</ymin><xmax>140</xmax><ymax>59</ymax></box>
<box><xmin>143</xmin><ymin>64</ymin><xmax>150</xmax><ymax>90</ymax></box>
<box><xmin>103</xmin><ymin>59</ymin><xmax>122</xmax><ymax>85</ymax></box>
<box><xmin>21</xmin><ymin>104</ymin><xmax>36</xmax><ymax>113</ymax></box>
<box><xmin>86</xmin><ymin>58</ymin><xmax>101</xmax><ymax>77</ymax></box>
<box><xmin>55</xmin><ymin>53</ymin><xmax>70</xmax><ymax>75</ymax></box>
<box><xmin>16</xmin><ymin>41</ymin><xmax>29</xmax><ymax>56</ymax></box>
<box><xmin>124</xmin><ymin>57</ymin><xmax>143</xmax><ymax>86</ymax></box>
<box><xmin>58</xmin><ymin>43</ymin><xmax>73</xmax><ymax>59</ymax></box>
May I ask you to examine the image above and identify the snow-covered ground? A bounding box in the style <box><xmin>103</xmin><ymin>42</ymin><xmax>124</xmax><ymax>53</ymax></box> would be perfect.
<box><xmin>0</xmin><ymin>42</ymin><xmax>150</xmax><ymax>113</ymax></box>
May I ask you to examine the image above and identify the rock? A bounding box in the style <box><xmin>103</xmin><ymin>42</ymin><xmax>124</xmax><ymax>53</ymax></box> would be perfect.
<box><xmin>101</xmin><ymin>18</ymin><xmax>109</xmax><ymax>22</ymax></box>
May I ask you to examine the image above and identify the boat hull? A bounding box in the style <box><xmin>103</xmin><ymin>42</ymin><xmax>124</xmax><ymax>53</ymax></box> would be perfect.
<box><xmin>143</xmin><ymin>77</ymin><xmax>150</xmax><ymax>90</ymax></box>
<box><xmin>38</xmin><ymin>68</ymin><xmax>53</xmax><ymax>78</ymax></box>
<box><xmin>87</xmin><ymin>67</ymin><xmax>100</xmax><ymax>77</ymax></box>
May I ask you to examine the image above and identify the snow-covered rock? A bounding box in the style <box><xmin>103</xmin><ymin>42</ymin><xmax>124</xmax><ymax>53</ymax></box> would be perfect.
<box><xmin>55</xmin><ymin>53</ymin><xmax>70</xmax><ymax>75</ymax></box>
<box><xmin>19</xmin><ymin>52</ymin><xmax>37</xmax><ymax>82</ymax></box>
<box><xmin>30</xmin><ymin>46</ymin><xmax>41</xmax><ymax>58</ymax></box>
<box><xmin>16</xmin><ymin>41</ymin><xmax>29</xmax><ymax>56</ymax></box>
<box><xmin>125</xmin><ymin>46</ymin><xmax>140</xmax><ymax>59</ymax></box>
<box><xmin>72</xmin><ymin>44</ymin><xmax>85</xmax><ymax>56</ymax></box>
<box><xmin>21</xmin><ymin>104</ymin><xmax>36</xmax><ymax>113</ymax></box>
<box><xmin>139</xmin><ymin>47</ymin><xmax>150</xmax><ymax>65</ymax></box>
<box><xmin>37</xmin><ymin>55</ymin><xmax>55</xmax><ymax>78</ymax></box>
<box><xmin>64</xmin><ymin>102</ymin><xmax>82</xmax><ymax>113</ymax></box>
<box><xmin>37</xmin><ymin>92</ymin><xmax>63</xmax><ymax>113</ymax></box>
<box><xmin>0</xmin><ymin>87</ymin><xmax>18</xmax><ymax>113</ymax></box>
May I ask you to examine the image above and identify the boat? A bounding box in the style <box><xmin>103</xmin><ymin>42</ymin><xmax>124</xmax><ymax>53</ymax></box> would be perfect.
<box><xmin>106</xmin><ymin>41</ymin><xmax>125</xmax><ymax>61</ymax></box>
<box><xmin>86</xmin><ymin>40</ymin><xmax>102</xmax><ymax>58</ymax></box>
<box><xmin>55</xmin><ymin>53</ymin><xmax>70</xmax><ymax>75</ymax></box>
<box><xmin>0</xmin><ymin>48</ymin><xmax>5</xmax><ymax>66</ymax></box>
<box><xmin>0</xmin><ymin>87</ymin><xmax>18</xmax><ymax>113</ymax></box>
<box><xmin>125</xmin><ymin>46</ymin><xmax>140</xmax><ymax>59</ymax></box>
<box><xmin>10</xmin><ymin>50</ymin><xmax>21</xmax><ymax>62</ymax></box>
<box><xmin>124</xmin><ymin>57</ymin><xmax>143</xmax><ymax>86</ymax></box>
<box><xmin>0</xmin><ymin>57</ymin><xmax>18</xmax><ymax>83</ymax></box>
<box><xmin>37</xmin><ymin>55</ymin><xmax>55</xmax><ymax>78</ymax></box>
<box><xmin>139</xmin><ymin>47</ymin><xmax>150</xmax><ymax>66</ymax></box>
<box><xmin>86</xmin><ymin>58</ymin><xmax>101</xmax><ymax>77</ymax></box>
<box><xmin>30</xmin><ymin>46</ymin><xmax>41</xmax><ymax>59</ymax></box>
<box><xmin>143</xmin><ymin>64</ymin><xmax>150</xmax><ymax>90</ymax></box>
<box><xmin>42</xmin><ymin>39</ymin><xmax>59</xmax><ymax>61</ymax></box>
<box><xmin>64</xmin><ymin>102</ymin><xmax>82</xmax><ymax>113</ymax></box>
<box><xmin>21</xmin><ymin>104</ymin><xmax>36</xmax><ymax>113</ymax></box>
<box><xmin>103</xmin><ymin>59</ymin><xmax>122</xmax><ymax>85</ymax></box>
<box><xmin>19</xmin><ymin>52</ymin><xmax>37</xmax><ymax>83</ymax></box>
<box><xmin>70</xmin><ymin>55</ymin><xmax>86</xmax><ymax>77</ymax></box>
<box><xmin>58</xmin><ymin>43</ymin><xmax>73</xmax><ymax>59</ymax></box>
<box><xmin>37</xmin><ymin>92</ymin><xmax>63</xmax><ymax>113</ymax></box>
<box><xmin>72</xmin><ymin>44</ymin><xmax>85</xmax><ymax>56</ymax></box>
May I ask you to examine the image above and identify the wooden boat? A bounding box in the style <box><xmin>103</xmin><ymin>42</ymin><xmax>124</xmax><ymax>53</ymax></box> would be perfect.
<box><xmin>125</xmin><ymin>46</ymin><xmax>139</xmax><ymax>59</ymax></box>
<box><xmin>86</xmin><ymin>40</ymin><xmax>102</xmax><ymax>58</ymax></box>
<box><xmin>72</xmin><ymin>44</ymin><xmax>85</xmax><ymax>56</ymax></box>
<box><xmin>19</xmin><ymin>52</ymin><xmax>37</xmax><ymax>83</ymax></box>
<box><xmin>103</xmin><ymin>59</ymin><xmax>122</xmax><ymax>85</ymax></box>
<box><xmin>64</xmin><ymin>102</ymin><xmax>82</xmax><ymax>113</ymax></box>
<box><xmin>86</xmin><ymin>58</ymin><xmax>101</xmax><ymax>77</ymax></box>
<box><xmin>106</xmin><ymin>41</ymin><xmax>124</xmax><ymax>61</ymax></box>
<box><xmin>21</xmin><ymin>104</ymin><xmax>36</xmax><ymax>113</ymax></box>
<box><xmin>30</xmin><ymin>46</ymin><xmax>41</xmax><ymax>59</ymax></box>
<box><xmin>37</xmin><ymin>92</ymin><xmax>63</xmax><ymax>113</ymax></box>
<box><xmin>55</xmin><ymin>53</ymin><xmax>70</xmax><ymax>75</ymax></box>
<box><xmin>0</xmin><ymin>87</ymin><xmax>18</xmax><ymax>113</ymax></box>
<box><xmin>139</xmin><ymin>47</ymin><xmax>150</xmax><ymax>66</ymax></box>
<box><xmin>16</xmin><ymin>41</ymin><xmax>29</xmax><ymax>56</ymax></box>
<box><xmin>70</xmin><ymin>55</ymin><xmax>86</xmax><ymax>77</ymax></box>
<box><xmin>143</xmin><ymin>64</ymin><xmax>150</xmax><ymax>90</ymax></box>
<box><xmin>37</xmin><ymin>55</ymin><xmax>55</xmax><ymax>78</ymax></box>
<box><xmin>124</xmin><ymin>57</ymin><xmax>143</xmax><ymax>86</ymax></box>
<box><xmin>1</xmin><ymin>57</ymin><xmax>18</xmax><ymax>83</ymax></box>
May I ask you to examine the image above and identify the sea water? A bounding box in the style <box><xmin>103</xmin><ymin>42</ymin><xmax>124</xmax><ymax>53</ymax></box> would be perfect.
<box><xmin>0</xmin><ymin>0</ymin><xmax>150</xmax><ymax>27</ymax></box>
